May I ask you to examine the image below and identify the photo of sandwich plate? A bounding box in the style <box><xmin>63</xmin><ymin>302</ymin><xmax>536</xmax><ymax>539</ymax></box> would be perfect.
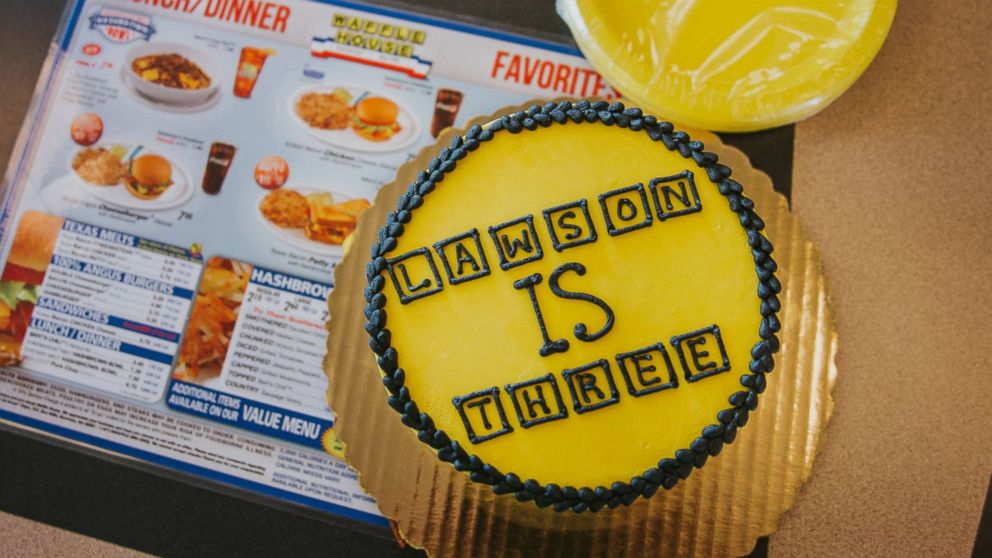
<box><xmin>257</xmin><ymin>186</ymin><xmax>371</xmax><ymax>257</ymax></box>
<box><xmin>287</xmin><ymin>84</ymin><xmax>419</xmax><ymax>153</ymax></box>
<box><xmin>68</xmin><ymin>142</ymin><xmax>194</xmax><ymax>211</ymax></box>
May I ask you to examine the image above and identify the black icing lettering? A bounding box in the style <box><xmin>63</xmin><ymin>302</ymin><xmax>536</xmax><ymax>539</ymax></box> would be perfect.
<box><xmin>632</xmin><ymin>353</ymin><xmax>661</xmax><ymax>386</ymax></box>
<box><xmin>561</xmin><ymin>359</ymin><xmax>620</xmax><ymax>414</ymax></box>
<box><xmin>671</xmin><ymin>325</ymin><xmax>731</xmax><ymax>383</ymax></box>
<box><xmin>548</xmin><ymin>262</ymin><xmax>615</xmax><ymax>343</ymax></box>
<box><xmin>504</xmin><ymin>373</ymin><xmax>568</xmax><ymax>429</ymax></box>
<box><xmin>398</xmin><ymin>263</ymin><xmax>429</xmax><ymax>292</ymax></box>
<box><xmin>616</xmin><ymin>197</ymin><xmax>639</xmax><ymax>221</ymax></box>
<box><xmin>454</xmin><ymin>242</ymin><xmax>480</xmax><ymax>275</ymax></box>
<box><xmin>452</xmin><ymin>387</ymin><xmax>513</xmax><ymax>444</ymax></box>
<box><xmin>502</xmin><ymin>229</ymin><xmax>533</xmax><ymax>258</ymax></box>
<box><xmin>687</xmin><ymin>337</ymin><xmax>715</xmax><ymax>372</ymax></box>
<box><xmin>542</xmin><ymin>199</ymin><xmax>597</xmax><ymax>253</ymax></box>
<box><xmin>385</xmin><ymin>248</ymin><xmax>443</xmax><ymax>304</ymax></box>
<box><xmin>556</xmin><ymin>210</ymin><xmax>583</xmax><ymax>240</ymax></box>
<box><xmin>466</xmin><ymin>397</ymin><xmax>494</xmax><ymax>430</ymax></box>
<box><xmin>513</xmin><ymin>273</ymin><xmax>569</xmax><ymax>357</ymax></box>
<box><xmin>433</xmin><ymin>229</ymin><xmax>490</xmax><ymax>285</ymax></box>
<box><xmin>575</xmin><ymin>372</ymin><xmax>605</xmax><ymax>403</ymax></box>
<box><xmin>488</xmin><ymin>215</ymin><xmax>543</xmax><ymax>270</ymax></box>
<box><xmin>615</xmin><ymin>342</ymin><xmax>679</xmax><ymax>397</ymax></box>
<box><xmin>598</xmin><ymin>183</ymin><xmax>653</xmax><ymax>236</ymax></box>
<box><xmin>649</xmin><ymin>171</ymin><xmax>702</xmax><ymax>220</ymax></box>
<box><xmin>522</xmin><ymin>385</ymin><xmax>552</xmax><ymax>417</ymax></box>
<box><xmin>662</xmin><ymin>182</ymin><xmax>691</xmax><ymax>210</ymax></box>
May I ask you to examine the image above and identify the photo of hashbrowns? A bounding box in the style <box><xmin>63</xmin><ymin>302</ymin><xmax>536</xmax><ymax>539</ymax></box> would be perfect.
<box><xmin>173</xmin><ymin>258</ymin><xmax>251</xmax><ymax>382</ymax></box>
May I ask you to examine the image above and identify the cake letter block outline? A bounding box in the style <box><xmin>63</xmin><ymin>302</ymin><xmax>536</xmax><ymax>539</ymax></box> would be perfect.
<box><xmin>648</xmin><ymin>170</ymin><xmax>702</xmax><ymax>220</ymax></box>
<box><xmin>385</xmin><ymin>247</ymin><xmax>443</xmax><ymax>304</ymax></box>
<box><xmin>542</xmin><ymin>199</ymin><xmax>598</xmax><ymax>252</ymax></box>
<box><xmin>433</xmin><ymin>228</ymin><xmax>491</xmax><ymax>285</ymax></box>
<box><xmin>504</xmin><ymin>373</ymin><xmax>569</xmax><ymax>429</ymax></box>
<box><xmin>598</xmin><ymin>182</ymin><xmax>654</xmax><ymax>237</ymax></box>
<box><xmin>671</xmin><ymin>325</ymin><xmax>731</xmax><ymax>383</ymax></box>
<box><xmin>488</xmin><ymin>214</ymin><xmax>544</xmax><ymax>270</ymax></box>
<box><xmin>452</xmin><ymin>387</ymin><xmax>513</xmax><ymax>444</ymax></box>
<box><xmin>615</xmin><ymin>342</ymin><xmax>680</xmax><ymax>397</ymax></box>
<box><xmin>561</xmin><ymin>359</ymin><xmax>620</xmax><ymax>414</ymax></box>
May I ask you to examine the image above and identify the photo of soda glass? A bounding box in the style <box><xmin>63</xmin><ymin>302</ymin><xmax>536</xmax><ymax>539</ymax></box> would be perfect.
<box><xmin>430</xmin><ymin>88</ymin><xmax>463</xmax><ymax>138</ymax></box>
<box><xmin>202</xmin><ymin>142</ymin><xmax>236</xmax><ymax>195</ymax></box>
<box><xmin>233</xmin><ymin>47</ymin><xmax>275</xmax><ymax>98</ymax></box>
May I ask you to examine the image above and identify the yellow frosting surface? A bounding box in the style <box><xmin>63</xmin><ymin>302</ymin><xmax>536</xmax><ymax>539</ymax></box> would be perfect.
<box><xmin>381</xmin><ymin>122</ymin><xmax>760</xmax><ymax>488</ymax></box>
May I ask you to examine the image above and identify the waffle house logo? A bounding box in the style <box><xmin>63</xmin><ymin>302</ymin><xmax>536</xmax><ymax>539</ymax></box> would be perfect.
<box><xmin>88</xmin><ymin>8</ymin><xmax>155</xmax><ymax>43</ymax></box>
<box><xmin>310</xmin><ymin>14</ymin><xmax>433</xmax><ymax>79</ymax></box>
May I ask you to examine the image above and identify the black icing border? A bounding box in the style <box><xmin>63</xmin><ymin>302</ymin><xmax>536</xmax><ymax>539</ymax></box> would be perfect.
<box><xmin>363</xmin><ymin>100</ymin><xmax>781</xmax><ymax>513</ymax></box>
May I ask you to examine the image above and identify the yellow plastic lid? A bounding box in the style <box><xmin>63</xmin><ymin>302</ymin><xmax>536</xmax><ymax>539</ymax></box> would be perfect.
<box><xmin>558</xmin><ymin>0</ymin><xmax>897</xmax><ymax>132</ymax></box>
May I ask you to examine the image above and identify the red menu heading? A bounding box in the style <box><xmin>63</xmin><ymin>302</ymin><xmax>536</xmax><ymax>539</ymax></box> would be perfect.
<box><xmin>490</xmin><ymin>50</ymin><xmax>620</xmax><ymax>99</ymax></box>
<box><xmin>130</xmin><ymin>0</ymin><xmax>291</xmax><ymax>33</ymax></box>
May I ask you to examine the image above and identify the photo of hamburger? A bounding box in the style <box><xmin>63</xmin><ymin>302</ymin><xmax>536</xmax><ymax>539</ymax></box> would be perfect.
<box><xmin>0</xmin><ymin>211</ymin><xmax>63</xmax><ymax>366</ymax></box>
<box><xmin>124</xmin><ymin>154</ymin><xmax>174</xmax><ymax>200</ymax></box>
<box><xmin>289</xmin><ymin>86</ymin><xmax>417</xmax><ymax>152</ymax></box>
<box><xmin>350</xmin><ymin>97</ymin><xmax>402</xmax><ymax>142</ymax></box>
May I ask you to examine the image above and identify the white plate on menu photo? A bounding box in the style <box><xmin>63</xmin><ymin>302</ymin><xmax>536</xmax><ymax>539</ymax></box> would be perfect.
<box><xmin>257</xmin><ymin>187</ymin><xmax>359</xmax><ymax>257</ymax></box>
<box><xmin>68</xmin><ymin>143</ymin><xmax>194</xmax><ymax>211</ymax></box>
<box><xmin>288</xmin><ymin>85</ymin><xmax>420</xmax><ymax>153</ymax></box>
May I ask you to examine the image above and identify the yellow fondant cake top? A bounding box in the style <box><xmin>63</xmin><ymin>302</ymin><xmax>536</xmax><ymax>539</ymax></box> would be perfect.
<box><xmin>374</xmin><ymin>109</ymin><xmax>766</xmax><ymax>490</ymax></box>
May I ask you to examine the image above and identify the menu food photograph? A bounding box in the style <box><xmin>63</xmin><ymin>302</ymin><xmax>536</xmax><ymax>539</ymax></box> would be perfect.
<box><xmin>0</xmin><ymin>0</ymin><xmax>989</xmax><ymax>557</ymax></box>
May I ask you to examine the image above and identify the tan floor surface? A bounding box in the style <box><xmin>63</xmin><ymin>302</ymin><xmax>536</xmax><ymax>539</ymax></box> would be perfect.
<box><xmin>771</xmin><ymin>0</ymin><xmax>991</xmax><ymax>556</ymax></box>
<box><xmin>0</xmin><ymin>511</ymin><xmax>147</xmax><ymax>557</ymax></box>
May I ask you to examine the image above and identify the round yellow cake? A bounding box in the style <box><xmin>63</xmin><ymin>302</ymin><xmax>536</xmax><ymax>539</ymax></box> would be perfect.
<box><xmin>363</xmin><ymin>100</ymin><xmax>780</xmax><ymax>512</ymax></box>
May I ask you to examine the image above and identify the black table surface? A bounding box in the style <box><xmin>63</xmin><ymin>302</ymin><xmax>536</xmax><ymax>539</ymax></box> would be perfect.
<box><xmin>0</xmin><ymin>1</ymin><xmax>793</xmax><ymax>556</ymax></box>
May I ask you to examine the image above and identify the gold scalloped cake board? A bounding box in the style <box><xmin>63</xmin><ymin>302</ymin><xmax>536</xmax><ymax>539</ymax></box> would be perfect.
<box><xmin>323</xmin><ymin>101</ymin><xmax>837</xmax><ymax>558</ymax></box>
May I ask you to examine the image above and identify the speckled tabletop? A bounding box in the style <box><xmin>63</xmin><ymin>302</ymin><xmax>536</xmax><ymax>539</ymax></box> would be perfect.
<box><xmin>0</xmin><ymin>512</ymin><xmax>147</xmax><ymax>558</ymax></box>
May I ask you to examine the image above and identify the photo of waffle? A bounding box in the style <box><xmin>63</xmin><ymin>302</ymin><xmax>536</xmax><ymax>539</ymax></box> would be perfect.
<box><xmin>258</xmin><ymin>187</ymin><xmax>371</xmax><ymax>256</ymax></box>
<box><xmin>288</xmin><ymin>85</ymin><xmax>418</xmax><ymax>153</ymax></box>
<box><xmin>173</xmin><ymin>258</ymin><xmax>252</xmax><ymax>383</ymax></box>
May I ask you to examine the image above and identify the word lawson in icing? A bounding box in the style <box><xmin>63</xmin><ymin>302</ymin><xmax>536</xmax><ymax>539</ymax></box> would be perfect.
<box><xmin>384</xmin><ymin>170</ymin><xmax>701</xmax><ymax>305</ymax></box>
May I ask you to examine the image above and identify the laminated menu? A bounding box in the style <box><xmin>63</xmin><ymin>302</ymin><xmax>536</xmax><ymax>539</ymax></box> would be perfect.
<box><xmin>0</xmin><ymin>0</ymin><xmax>618</xmax><ymax>526</ymax></box>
